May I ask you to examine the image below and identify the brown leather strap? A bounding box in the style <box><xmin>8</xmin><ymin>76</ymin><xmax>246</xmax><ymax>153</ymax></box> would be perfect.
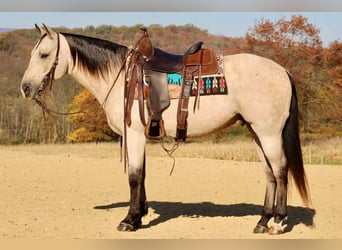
<box><xmin>136</xmin><ymin>69</ymin><xmax>146</xmax><ymax>126</ymax></box>
<box><xmin>125</xmin><ymin>51</ymin><xmax>146</xmax><ymax>126</ymax></box>
<box><xmin>176</xmin><ymin>67</ymin><xmax>193</xmax><ymax>142</ymax></box>
<box><xmin>192</xmin><ymin>50</ymin><xmax>203</xmax><ymax>112</ymax></box>
<box><xmin>125</xmin><ymin>54</ymin><xmax>137</xmax><ymax>126</ymax></box>
<box><xmin>37</xmin><ymin>32</ymin><xmax>60</xmax><ymax>99</ymax></box>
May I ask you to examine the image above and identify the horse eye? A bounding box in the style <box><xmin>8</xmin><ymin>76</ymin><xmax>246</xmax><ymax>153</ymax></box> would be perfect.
<box><xmin>40</xmin><ymin>53</ymin><xmax>49</xmax><ymax>59</ymax></box>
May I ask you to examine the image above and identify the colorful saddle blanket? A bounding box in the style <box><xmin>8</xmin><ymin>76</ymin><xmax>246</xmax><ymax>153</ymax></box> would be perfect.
<box><xmin>167</xmin><ymin>73</ymin><xmax>227</xmax><ymax>99</ymax></box>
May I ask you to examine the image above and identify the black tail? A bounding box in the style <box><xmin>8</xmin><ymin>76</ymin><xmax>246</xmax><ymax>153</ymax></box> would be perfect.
<box><xmin>283</xmin><ymin>72</ymin><xmax>311</xmax><ymax>207</ymax></box>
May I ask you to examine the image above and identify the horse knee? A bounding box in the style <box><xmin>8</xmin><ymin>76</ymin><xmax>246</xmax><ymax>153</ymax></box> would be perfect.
<box><xmin>129</xmin><ymin>172</ymin><xmax>140</xmax><ymax>187</ymax></box>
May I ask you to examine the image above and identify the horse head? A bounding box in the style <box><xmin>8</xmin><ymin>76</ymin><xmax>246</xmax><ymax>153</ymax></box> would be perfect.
<box><xmin>20</xmin><ymin>24</ymin><xmax>69</xmax><ymax>99</ymax></box>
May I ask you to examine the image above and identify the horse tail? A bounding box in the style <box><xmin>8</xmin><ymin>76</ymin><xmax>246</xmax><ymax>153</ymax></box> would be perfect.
<box><xmin>283</xmin><ymin>72</ymin><xmax>311</xmax><ymax>207</ymax></box>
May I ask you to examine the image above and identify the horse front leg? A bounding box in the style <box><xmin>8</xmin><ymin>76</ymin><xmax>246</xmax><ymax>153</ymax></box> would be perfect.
<box><xmin>117</xmin><ymin>131</ymin><xmax>148</xmax><ymax>231</ymax></box>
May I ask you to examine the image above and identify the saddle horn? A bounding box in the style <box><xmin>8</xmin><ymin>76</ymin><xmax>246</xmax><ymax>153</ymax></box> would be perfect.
<box><xmin>138</xmin><ymin>27</ymin><xmax>153</xmax><ymax>58</ymax></box>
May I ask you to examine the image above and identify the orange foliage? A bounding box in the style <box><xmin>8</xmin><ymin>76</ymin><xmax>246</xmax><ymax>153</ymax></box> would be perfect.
<box><xmin>245</xmin><ymin>15</ymin><xmax>332</xmax><ymax>133</ymax></box>
<box><xmin>66</xmin><ymin>89</ymin><xmax>118</xmax><ymax>142</ymax></box>
<box><xmin>323</xmin><ymin>41</ymin><xmax>342</xmax><ymax>126</ymax></box>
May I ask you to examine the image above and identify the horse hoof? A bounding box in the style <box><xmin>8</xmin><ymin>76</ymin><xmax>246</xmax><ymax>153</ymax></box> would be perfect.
<box><xmin>253</xmin><ymin>224</ymin><xmax>268</xmax><ymax>234</ymax></box>
<box><xmin>117</xmin><ymin>222</ymin><xmax>135</xmax><ymax>232</ymax></box>
<box><xmin>268</xmin><ymin>226</ymin><xmax>284</xmax><ymax>235</ymax></box>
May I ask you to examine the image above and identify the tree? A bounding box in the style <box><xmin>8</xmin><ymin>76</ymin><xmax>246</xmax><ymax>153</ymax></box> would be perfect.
<box><xmin>66</xmin><ymin>89</ymin><xmax>119</xmax><ymax>142</ymax></box>
<box><xmin>323</xmin><ymin>41</ymin><xmax>342</xmax><ymax>133</ymax></box>
<box><xmin>246</xmin><ymin>15</ymin><xmax>326</xmax><ymax>133</ymax></box>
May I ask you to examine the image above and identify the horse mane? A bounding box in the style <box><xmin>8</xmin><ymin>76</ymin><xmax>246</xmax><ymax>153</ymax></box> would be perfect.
<box><xmin>62</xmin><ymin>32</ymin><xmax>128</xmax><ymax>79</ymax></box>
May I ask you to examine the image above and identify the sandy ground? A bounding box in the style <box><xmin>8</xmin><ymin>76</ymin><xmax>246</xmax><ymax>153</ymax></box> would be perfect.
<box><xmin>0</xmin><ymin>143</ymin><xmax>341</xmax><ymax>239</ymax></box>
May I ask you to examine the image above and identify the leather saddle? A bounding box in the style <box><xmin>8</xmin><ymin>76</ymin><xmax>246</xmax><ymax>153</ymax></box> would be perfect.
<box><xmin>144</xmin><ymin>41</ymin><xmax>203</xmax><ymax>73</ymax></box>
<box><xmin>127</xmin><ymin>29</ymin><xmax>219</xmax><ymax>141</ymax></box>
<box><xmin>144</xmin><ymin>41</ymin><xmax>218</xmax><ymax>77</ymax></box>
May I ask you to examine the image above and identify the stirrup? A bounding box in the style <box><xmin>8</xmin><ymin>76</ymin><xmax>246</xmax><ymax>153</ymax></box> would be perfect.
<box><xmin>145</xmin><ymin>118</ymin><xmax>166</xmax><ymax>140</ymax></box>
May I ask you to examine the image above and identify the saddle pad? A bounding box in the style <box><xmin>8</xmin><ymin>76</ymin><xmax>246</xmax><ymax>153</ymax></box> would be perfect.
<box><xmin>167</xmin><ymin>73</ymin><xmax>228</xmax><ymax>99</ymax></box>
<box><xmin>167</xmin><ymin>54</ymin><xmax>227</xmax><ymax>98</ymax></box>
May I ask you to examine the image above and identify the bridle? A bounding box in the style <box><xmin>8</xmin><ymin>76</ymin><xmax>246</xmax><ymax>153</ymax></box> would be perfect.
<box><xmin>35</xmin><ymin>32</ymin><xmax>60</xmax><ymax>100</ymax></box>
<box><xmin>32</xmin><ymin>32</ymin><xmax>67</xmax><ymax>120</ymax></box>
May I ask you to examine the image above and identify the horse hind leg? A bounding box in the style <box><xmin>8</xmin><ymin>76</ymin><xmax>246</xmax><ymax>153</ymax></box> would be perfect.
<box><xmin>251</xmin><ymin>132</ymin><xmax>288</xmax><ymax>234</ymax></box>
<box><xmin>251</xmin><ymin>138</ymin><xmax>275</xmax><ymax>233</ymax></box>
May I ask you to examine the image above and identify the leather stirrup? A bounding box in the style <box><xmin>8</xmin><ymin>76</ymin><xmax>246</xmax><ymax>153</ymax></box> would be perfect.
<box><xmin>144</xmin><ymin>118</ymin><xmax>166</xmax><ymax>140</ymax></box>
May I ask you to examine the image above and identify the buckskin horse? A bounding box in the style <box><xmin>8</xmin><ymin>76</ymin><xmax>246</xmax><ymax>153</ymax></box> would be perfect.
<box><xmin>20</xmin><ymin>24</ymin><xmax>310</xmax><ymax>234</ymax></box>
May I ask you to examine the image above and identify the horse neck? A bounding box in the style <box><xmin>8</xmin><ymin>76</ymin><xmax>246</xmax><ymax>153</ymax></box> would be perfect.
<box><xmin>61</xmin><ymin>34</ymin><xmax>126</xmax><ymax>107</ymax></box>
<box><xmin>69</xmin><ymin>66</ymin><xmax>125</xmax><ymax>107</ymax></box>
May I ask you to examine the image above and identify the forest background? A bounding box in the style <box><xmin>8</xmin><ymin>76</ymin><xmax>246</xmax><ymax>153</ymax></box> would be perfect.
<box><xmin>0</xmin><ymin>15</ymin><xmax>341</xmax><ymax>144</ymax></box>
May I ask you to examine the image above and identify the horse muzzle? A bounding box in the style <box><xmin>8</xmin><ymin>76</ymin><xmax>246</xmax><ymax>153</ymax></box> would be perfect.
<box><xmin>21</xmin><ymin>82</ymin><xmax>32</xmax><ymax>98</ymax></box>
<box><xmin>21</xmin><ymin>82</ymin><xmax>46</xmax><ymax>99</ymax></box>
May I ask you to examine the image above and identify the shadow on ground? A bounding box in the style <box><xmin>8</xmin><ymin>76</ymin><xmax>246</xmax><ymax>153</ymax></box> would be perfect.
<box><xmin>94</xmin><ymin>201</ymin><xmax>315</xmax><ymax>233</ymax></box>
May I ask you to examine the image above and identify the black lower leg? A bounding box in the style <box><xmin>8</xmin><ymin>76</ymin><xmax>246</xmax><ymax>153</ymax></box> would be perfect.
<box><xmin>254</xmin><ymin>208</ymin><xmax>273</xmax><ymax>233</ymax></box>
<box><xmin>254</xmin><ymin>177</ymin><xmax>276</xmax><ymax>233</ymax></box>
<box><xmin>139</xmin><ymin>156</ymin><xmax>148</xmax><ymax>217</ymax></box>
<box><xmin>274</xmin><ymin>180</ymin><xmax>288</xmax><ymax>224</ymax></box>
<box><xmin>118</xmin><ymin>163</ymin><xmax>147</xmax><ymax>231</ymax></box>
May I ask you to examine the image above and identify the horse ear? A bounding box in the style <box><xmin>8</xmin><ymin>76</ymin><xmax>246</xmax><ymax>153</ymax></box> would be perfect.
<box><xmin>35</xmin><ymin>23</ymin><xmax>44</xmax><ymax>35</ymax></box>
<box><xmin>42</xmin><ymin>23</ymin><xmax>54</xmax><ymax>37</ymax></box>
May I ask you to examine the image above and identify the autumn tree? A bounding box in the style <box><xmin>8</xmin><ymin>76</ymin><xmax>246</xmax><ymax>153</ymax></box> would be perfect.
<box><xmin>323</xmin><ymin>41</ymin><xmax>342</xmax><ymax>133</ymax></box>
<box><xmin>246</xmin><ymin>15</ymin><xmax>326</xmax><ymax>133</ymax></box>
<box><xmin>66</xmin><ymin>89</ymin><xmax>119</xmax><ymax>142</ymax></box>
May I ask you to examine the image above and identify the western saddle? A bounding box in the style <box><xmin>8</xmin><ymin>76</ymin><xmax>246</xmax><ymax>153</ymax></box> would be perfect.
<box><xmin>125</xmin><ymin>28</ymin><xmax>219</xmax><ymax>141</ymax></box>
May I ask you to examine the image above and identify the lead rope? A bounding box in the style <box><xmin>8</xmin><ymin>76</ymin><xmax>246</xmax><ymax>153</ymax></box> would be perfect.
<box><xmin>160</xmin><ymin>139</ymin><xmax>179</xmax><ymax>176</ymax></box>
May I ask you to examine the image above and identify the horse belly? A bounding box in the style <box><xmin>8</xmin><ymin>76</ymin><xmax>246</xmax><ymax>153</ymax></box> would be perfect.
<box><xmin>162</xmin><ymin>95</ymin><xmax>238</xmax><ymax>138</ymax></box>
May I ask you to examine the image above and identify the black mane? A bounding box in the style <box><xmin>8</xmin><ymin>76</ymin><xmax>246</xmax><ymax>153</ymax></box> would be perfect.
<box><xmin>62</xmin><ymin>32</ymin><xmax>128</xmax><ymax>78</ymax></box>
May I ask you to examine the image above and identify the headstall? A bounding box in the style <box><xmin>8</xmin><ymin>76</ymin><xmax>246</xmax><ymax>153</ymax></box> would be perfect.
<box><xmin>35</xmin><ymin>32</ymin><xmax>60</xmax><ymax>100</ymax></box>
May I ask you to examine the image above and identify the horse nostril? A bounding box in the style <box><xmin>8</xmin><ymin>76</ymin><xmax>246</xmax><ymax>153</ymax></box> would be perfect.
<box><xmin>22</xmin><ymin>83</ymin><xmax>31</xmax><ymax>97</ymax></box>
